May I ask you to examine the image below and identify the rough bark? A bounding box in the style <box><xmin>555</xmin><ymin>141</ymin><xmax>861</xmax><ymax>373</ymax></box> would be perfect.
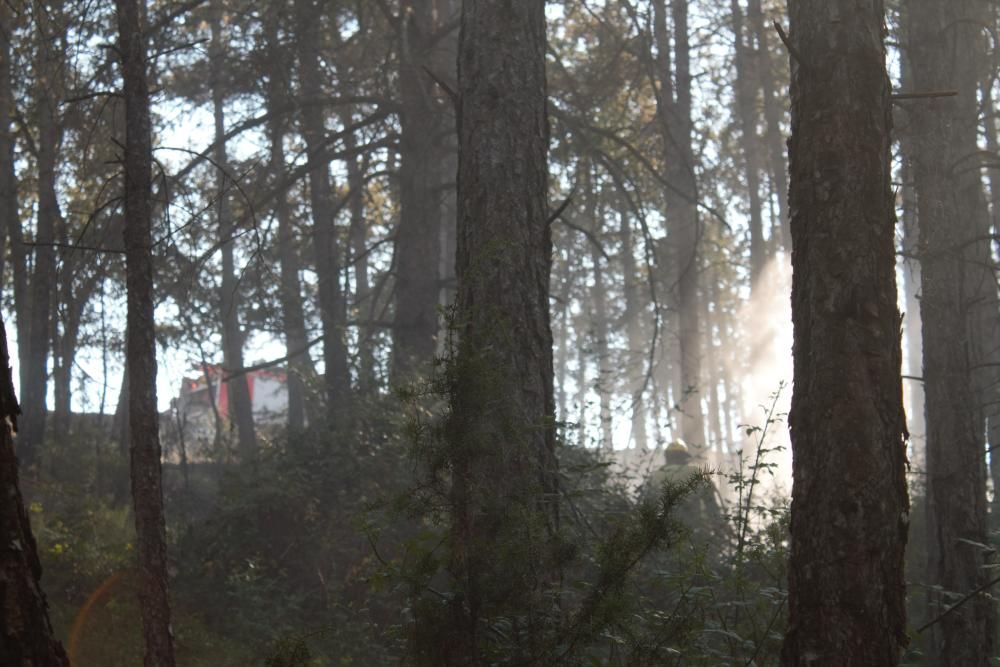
<box><xmin>781</xmin><ymin>1</ymin><xmax>909</xmax><ymax>663</ymax></box>
<box><xmin>21</xmin><ymin>2</ymin><xmax>65</xmax><ymax>467</ymax></box>
<box><xmin>263</xmin><ymin>4</ymin><xmax>312</xmax><ymax>433</ymax></box>
<box><xmin>427</xmin><ymin>1</ymin><xmax>557</xmax><ymax>661</ymax></box>
<box><xmin>906</xmin><ymin>0</ymin><xmax>997</xmax><ymax>661</ymax></box>
<box><xmin>652</xmin><ymin>0</ymin><xmax>704</xmax><ymax>447</ymax></box>
<box><xmin>0</xmin><ymin>316</ymin><xmax>67</xmax><ymax>666</ymax></box>
<box><xmin>392</xmin><ymin>0</ymin><xmax>454</xmax><ymax>381</ymax></box>
<box><xmin>294</xmin><ymin>0</ymin><xmax>351</xmax><ymax>424</ymax></box>
<box><xmin>210</xmin><ymin>4</ymin><xmax>257</xmax><ymax>459</ymax></box>
<box><xmin>0</xmin><ymin>1</ymin><xmax>14</xmax><ymax>304</ymax></box>
<box><xmin>115</xmin><ymin>0</ymin><xmax>177</xmax><ymax>662</ymax></box>
<box><xmin>0</xmin><ymin>1</ymin><xmax>27</xmax><ymax>432</ymax></box>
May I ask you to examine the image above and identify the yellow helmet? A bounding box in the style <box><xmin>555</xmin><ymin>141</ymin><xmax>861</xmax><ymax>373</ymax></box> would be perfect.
<box><xmin>666</xmin><ymin>438</ymin><xmax>688</xmax><ymax>454</ymax></box>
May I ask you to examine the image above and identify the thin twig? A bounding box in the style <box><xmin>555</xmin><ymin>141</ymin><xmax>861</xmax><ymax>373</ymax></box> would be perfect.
<box><xmin>917</xmin><ymin>572</ymin><xmax>1000</xmax><ymax>633</ymax></box>
<box><xmin>891</xmin><ymin>90</ymin><xmax>959</xmax><ymax>101</ymax></box>
<box><xmin>773</xmin><ymin>21</ymin><xmax>806</xmax><ymax>69</ymax></box>
<box><xmin>545</xmin><ymin>186</ymin><xmax>576</xmax><ymax>227</ymax></box>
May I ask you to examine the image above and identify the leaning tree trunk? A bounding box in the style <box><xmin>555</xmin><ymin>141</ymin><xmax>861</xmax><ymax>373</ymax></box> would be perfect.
<box><xmin>416</xmin><ymin>1</ymin><xmax>557</xmax><ymax>662</ymax></box>
<box><xmin>907</xmin><ymin>0</ymin><xmax>998</xmax><ymax>661</ymax></box>
<box><xmin>0</xmin><ymin>316</ymin><xmax>67</xmax><ymax>666</ymax></box>
<box><xmin>115</xmin><ymin>0</ymin><xmax>177</xmax><ymax>663</ymax></box>
<box><xmin>210</xmin><ymin>4</ymin><xmax>257</xmax><ymax>460</ymax></box>
<box><xmin>780</xmin><ymin>0</ymin><xmax>909</xmax><ymax>663</ymax></box>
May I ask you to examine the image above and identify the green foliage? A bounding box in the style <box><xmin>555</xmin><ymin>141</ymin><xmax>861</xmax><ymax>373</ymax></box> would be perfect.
<box><xmin>26</xmin><ymin>383</ymin><xmax>794</xmax><ymax>666</ymax></box>
<box><xmin>390</xmin><ymin>350</ymin><xmax>792</xmax><ymax>665</ymax></box>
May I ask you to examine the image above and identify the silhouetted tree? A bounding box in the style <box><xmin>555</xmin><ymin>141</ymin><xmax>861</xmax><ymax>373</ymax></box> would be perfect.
<box><xmin>0</xmin><ymin>314</ymin><xmax>67</xmax><ymax>666</ymax></box>
<box><xmin>906</xmin><ymin>0</ymin><xmax>997</xmax><ymax>660</ymax></box>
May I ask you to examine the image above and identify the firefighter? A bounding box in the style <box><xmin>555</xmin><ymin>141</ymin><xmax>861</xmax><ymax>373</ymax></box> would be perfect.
<box><xmin>643</xmin><ymin>439</ymin><xmax>725</xmax><ymax>542</ymax></box>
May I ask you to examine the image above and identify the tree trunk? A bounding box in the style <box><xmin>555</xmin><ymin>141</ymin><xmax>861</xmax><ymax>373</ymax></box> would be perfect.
<box><xmin>780</xmin><ymin>1</ymin><xmax>909</xmax><ymax>663</ymax></box>
<box><xmin>731</xmin><ymin>0</ymin><xmax>766</xmax><ymax>289</ymax></box>
<box><xmin>584</xmin><ymin>164</ymin><xmax>613</xmax><ymax>450</ymax></box>
<box><xmin>21</xmin><ymin>2</ymin><xmax>65</xmax><ymax>467</ymax></box>
<box><xmin>907</xmin><ymin>0</ymin><xmax>997</xmax><ymax>661</ymax></box>
<box><xmin>294</xmin><ymin>0</ymin><xmax>351</xmax><ymax>424</ymax></box>
<box><xmin>210</xmin><ymin>4</ymin><xmax>257</xmax><ymax>459</ymax></box>
<box><xmin>0</xmin><ymin>0</ymin><xmax>14</xmax><ymax>307</ymax></box>
<box><xmin>115</xmin><ymin>0</ymin><xmax>177</xmax><ymax>662</ymax></box>
<box><xmin>620</xmin><ymin>201</ymin><xmax>647</xmax><ymax>449</ymax></box>
<box><xmin>51</xmin><ymin>286</ymin><xmax>87</xmax><ymax>442</ymax></box>
<box><xmin>0</xmin><ymin>316</ymin><xmax>67</xmax><ymax>666</ymax></box>
<box><xmin>427</xmin><ymin>1</ymin><xmax>556</xmax><ymax>661</ymax></box>
<box><xmin>0</xmin><ymin>3</ymin><xmax>28</xmax><ymax>461</ymax></box>
<box><xmin>652</xmin><ymin>0</ymin><xmax>704</xmax><ymax>448</ymax></box>
<box><xmin>575</xmin><ymin>317</ymin><xmax>588</xmax><ymax>448</ymax></box>
<box><xmin>343</xmin><ymin>121</ymin><xmax>375</xmax><ymax>396</ymax></box>
<box><xmin>263</xmin><ymin>4</ymin><xmax>313</xmax><ymax>434</ymax></box>
<box><xmin>747</xmin><ymin>0</ymin><xmax>789</xmax><ymax>250</ymax></box>
<box><xmin>392</xmin><ymin>0</ymin><xmax>453</xmax><ymax>381</ymax></box>
<box><xmin>555</xmin><ymin>250</ymin><xmax>570</xmax><ymax>425</ymax></box>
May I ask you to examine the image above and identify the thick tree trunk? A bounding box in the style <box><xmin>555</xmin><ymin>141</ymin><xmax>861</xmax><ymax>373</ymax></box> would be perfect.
<box><xmin>210</xmin><ymin>5</ymin><xmax>257</xmax><ymax>459</ymax></box>
<box><xmin>294</xmin><ymin>0</ymin><xmax>351</xmax><ymax>424</ymax></box>
<box><xmin>426</xmin><ymin>1</ymin><xmax>556</xmax><ymax>661</ymax></box>
<box><xmin>780</xmin><ymin>1</ymin><xmax>909</xmax><ymax>663</ymax></box>
<box><xmin>115</xmin><ymin>0</ymin><xmax>177</xmax><ymax>662</ymax></box>
<box><xmin>392</xmin><ymin>0</ymin><xmax>453</xmax><ymax>381</ymax></box>
<box><xmin>21</xmin><ymin>2</ymin><xmax>65</xmax><ymax>467</ymax></box>
<box><xmin>907</xmin><ymin>0</ymin><xmax>997</xmax><ymax>661</ymax></box>
<box><xmin>0</xmin><ymin>317</ymin><xmax>67</xmax><ymax>666</ymax></box>
<box><xmin>0</xmin><ymin>3</ymin><xmax>27</xmax><ymax>444</ymax></box>
<box><xmin>263</xmin><ymin>5</ymin><xmax>312</xmax><ymax>434</ymax></box>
